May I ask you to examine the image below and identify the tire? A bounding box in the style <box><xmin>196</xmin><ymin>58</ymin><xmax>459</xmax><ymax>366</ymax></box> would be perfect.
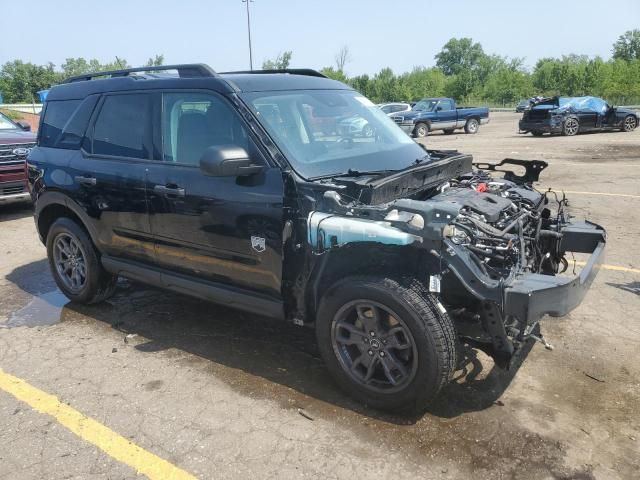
<box><xmin>562</xmin><ymin>117</ymin><xmax>579</xmax><ymax>136</ymax></box>
<box><xmin>464</xmin><ymin>118</ymin><xmax>479</xmax><ymax>134</ymax></box>
<box><xmin>316</xmin><ymin>276</ymin><xmax>458</xmax><ymax>411</ymax></box>
<box><xmin>362</xmin><ymin>123</ymin><xmax>374</xmax><ymax>138</ymax></box>
<box><xmin>623</xmin><ymin>115</ymin><xmax>637</xmax><ymax>132</ymax></box>
<box><xmin>46</xmin><ymin>217</ymin><xmax>117</xmax><ymax>304</ymax></box>
<box><xmin>531</xmin><ymin>130</ymin><xmax>544</xmax><ymax>137</ymax></box>
<box><xmin>413</xmin><ymin>122</ymin><xmax>429</xmax><ymax>138</ymax></box>
<box><xmin>443</xmin><ymin>129</ymin><xmax>455</xmax><ymax>135</ymax></box>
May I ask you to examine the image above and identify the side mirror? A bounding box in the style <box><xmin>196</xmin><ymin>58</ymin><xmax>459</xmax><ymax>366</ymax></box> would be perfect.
<box><xmin>16</xmin><ymin>121</ymin><xmax>31</xmax><ymax>131</ymax></box>
<box><xmin>199</xmin><ymin>145</ymin><xmax>263</xmax><ymax>177</ymax></box>
<box><xmin>436</xmin><ymin>106</ymin><xmax>443</xmax><ymax>112</ymax></box>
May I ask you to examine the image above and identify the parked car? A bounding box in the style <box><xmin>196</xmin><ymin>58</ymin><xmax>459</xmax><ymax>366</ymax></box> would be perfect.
<box><xmin>515</xmin><ymin>99</ymin><xmax>531</xmax><ymax>113</ymax></box>
<box><xmin>378</xmin><ymin>102</ymin><xmax>411</xmax><ymax>116</ymax></box>
<box><xmin>519</xmin><ymin>96</ymin><xmax>639</xmax><ymax>136</ymax></box>
<box><xmin>0</xmin><ymin>111</ymin><xmax>36</xmax><ymax>205</ymax></box>
<box><xmin>390</xmin><ymin>97</ymin><xmax>489</xmax><ymax>137</ymax></box>
<box><xmin>29</xmin><ymin>64</ymin><xmax>605</xmax><ymax>410</ymax></box>
<box><xmin>337</xmin><ymin>114</ymin><xmax>375</xmax><ymax>137</ymax></box>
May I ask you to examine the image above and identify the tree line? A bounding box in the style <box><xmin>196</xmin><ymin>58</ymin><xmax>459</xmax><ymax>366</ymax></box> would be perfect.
<box><xmin>1</xmin><ymin>30</ymin><xmax>639</xmax><ymax>106</ymax></box>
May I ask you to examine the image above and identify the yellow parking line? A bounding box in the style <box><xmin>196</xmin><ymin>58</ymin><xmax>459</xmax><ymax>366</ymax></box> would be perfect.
<box><xmin>575</xmin><ymin>261</ymin><xmax>640</xmax><ymax>274</ymax></box>
<box><xmin>562</xmin><ymin>190</ymin><xmax>640</xmax><ymax>199</ymax></box>
<box><xmin>0</xmin><ymin>368</ymin><xmax>197</xmax><ymax>480</ymax></box>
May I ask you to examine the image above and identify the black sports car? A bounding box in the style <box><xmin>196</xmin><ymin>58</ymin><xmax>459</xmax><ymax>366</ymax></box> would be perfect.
<box><xmin>519</xmin><ymin>96</ymin><xmax>639</xmax><ymax>136</ymax></box>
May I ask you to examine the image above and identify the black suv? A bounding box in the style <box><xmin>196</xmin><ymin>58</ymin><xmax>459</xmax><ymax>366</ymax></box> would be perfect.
<box><xmin>29</xmin><ymin>64</ymin><xmax>605</xmax><ymax>410</ymax></box>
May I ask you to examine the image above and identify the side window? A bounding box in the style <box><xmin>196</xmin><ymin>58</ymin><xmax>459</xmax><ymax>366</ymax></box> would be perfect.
<box><xmin>40</xmin><ymin>100</ymin><xmax>81</xmax><ymax>147</ymax></box>
<box><xmin>162</xmin><ymin>92</ymin><xmax>249</xmax><ymax>166</ymax></box>
<box><xmin>93</xmin><ymin>94</ymin><xmax>150</xmax><ymax>159</ymax></box>
<box><xmin>57</xmin><ymin>96</ymin><xmax>99</xmax><ymax>149</ymax></box>
<box><xmin>438</xmin><ymin>100</ymin><xmax>453</xmax><ymax>111</ymax></box>
<box><xmin>380</xmin><ymin>105</ymin><xmax>392</xmax><ymax>114</ymax></box>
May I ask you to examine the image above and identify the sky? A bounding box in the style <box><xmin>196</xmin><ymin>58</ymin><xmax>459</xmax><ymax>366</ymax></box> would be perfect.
<box><xmin>2</xmin><ymin>0</ymin><xmax>639</xmax><ymax>75</ymax></box>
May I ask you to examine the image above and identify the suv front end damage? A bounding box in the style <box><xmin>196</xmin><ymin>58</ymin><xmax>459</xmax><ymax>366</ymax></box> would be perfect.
<box><xmin>302</xmin><ymin>153</ymin><xmax>605</xmax><ymax>367</ymax></box>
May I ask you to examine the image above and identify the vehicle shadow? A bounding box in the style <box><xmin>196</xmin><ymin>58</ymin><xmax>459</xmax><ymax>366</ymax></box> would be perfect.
<box><xmin>0</xmin><ymin>202</ymin><xmax>33</xmax><ymax>222</ymax></box>
<box><xmin>6</xmin><ymin>260</ymin><xmax>531</xmax><ymax>425</ymax></box>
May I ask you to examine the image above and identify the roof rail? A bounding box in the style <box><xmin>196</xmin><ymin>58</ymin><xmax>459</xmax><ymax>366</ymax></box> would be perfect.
<box><xmin>62</xmin><ymin>63</ymin><xmax>217</xmax><ymax>84</ymax></box>
<box><xmin>220</xmin><ymin>68</ymin><xmax>327</xmax><ymax>78</ymax></box>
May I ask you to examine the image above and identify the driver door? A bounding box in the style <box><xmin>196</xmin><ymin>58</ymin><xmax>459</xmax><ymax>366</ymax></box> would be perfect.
<box><xmin>145</xmin><ymin>91</ymin><xmax>285</xmax><ymax>299</ymax></box>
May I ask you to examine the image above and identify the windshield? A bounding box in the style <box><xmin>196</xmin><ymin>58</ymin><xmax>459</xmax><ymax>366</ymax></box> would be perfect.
<box><xmin>241</xmin><ymin>89</ymin><xmax>426</xmax><ymax>179</ymax></box>
<box><xmin>0</xmin><ymin>112</ymin><xmax>18</xmax><ymax>130</ymax></box>
<box><xmin>412</xmin><ymin>100</ymin><xmax>438</xmax><ymax>112</ymax></box>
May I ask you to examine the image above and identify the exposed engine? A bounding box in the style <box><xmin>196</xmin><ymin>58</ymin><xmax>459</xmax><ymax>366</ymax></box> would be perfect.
<box><xmin>438</xmin><ymin>169</ymin><xmax>569</xmax><ymax>279</ymax></box>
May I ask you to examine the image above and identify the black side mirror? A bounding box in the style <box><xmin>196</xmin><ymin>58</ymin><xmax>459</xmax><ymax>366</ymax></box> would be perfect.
<box><xmin>16</xmin><ymin>121</ymin><xmax>31</xmax><ymax>131</ymax></box>
<box><xmin>436</xmin><ymin>106</ymin><xmax>443</xmax><ymax>112</ymax></box>
<box><xmin>199</xmin><ymin>145</ymin><xmax>263</xmax><ymax>177</ymax></box>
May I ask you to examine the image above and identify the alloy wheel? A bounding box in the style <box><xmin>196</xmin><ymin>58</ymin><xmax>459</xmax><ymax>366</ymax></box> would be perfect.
<box><xmin>564</xmin><ymin>118</ymin><xmax>579</xmax><ymax>135</ymax></box>
<box><xmin>53</xmin><ymin>232</ymin><xmax>87</xmax><ymax>293</ymax></box>
<box><xmin>331</xmin><ymin>300</ymin><xmax>418</xmax><ymax>393</ymax></box>
<box><xmin>624</xmin><ymin>116</ymin><xmax>637</xmax><ymax>132</ymax></box>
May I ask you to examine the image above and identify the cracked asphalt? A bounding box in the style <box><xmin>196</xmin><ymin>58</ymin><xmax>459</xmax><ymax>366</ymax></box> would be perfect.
<box><xmin>1</xmin><ymin>113</ymin><xmax>639</xmax><ymax>479</ymax></box>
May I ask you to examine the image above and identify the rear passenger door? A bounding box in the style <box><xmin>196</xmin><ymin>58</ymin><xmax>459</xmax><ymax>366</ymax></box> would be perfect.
<box><xmin>68</xmin><ymin>92</ymin><xmax>155</xmax><ymax>264</ymax></box>
<box><xmin>145</xmin><ymin>91</ymin><xmax>285</xmax><ymax>299</ymax></box>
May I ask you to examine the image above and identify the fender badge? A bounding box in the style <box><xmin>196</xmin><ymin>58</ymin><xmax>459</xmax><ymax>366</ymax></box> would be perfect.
<box><xmin>251</xmin><ymin>236</ymin><xmax>266</xmax><ymax>253</ymax></box>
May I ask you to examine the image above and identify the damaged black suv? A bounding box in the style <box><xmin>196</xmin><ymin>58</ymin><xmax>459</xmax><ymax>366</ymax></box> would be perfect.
<box><xmin>29</xmin><ymin>65</ymin><xmax>606</xmax><ymax>410</ymax></box>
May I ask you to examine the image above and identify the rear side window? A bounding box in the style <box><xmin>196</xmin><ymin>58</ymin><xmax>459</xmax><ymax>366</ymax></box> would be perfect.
<box><xmin>92</xmin><ymin>94</ymin><xmax>150</xmax><ymax>159</ymax></box>
<box><xmin>40</xmin><ymin>100</ymin><xmax>81</xmax><ymax>147</ymax></box>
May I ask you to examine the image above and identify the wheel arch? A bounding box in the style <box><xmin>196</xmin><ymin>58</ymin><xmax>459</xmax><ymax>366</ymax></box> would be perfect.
<box><xmin>303</xmin><ymin>244</ymin><xmax>439</xmax><ymax>324</ymax></box>
<box><xmin>36</xmin><ymin>193</ymin><xmax>99</xmax><ymax>248</ymax></box>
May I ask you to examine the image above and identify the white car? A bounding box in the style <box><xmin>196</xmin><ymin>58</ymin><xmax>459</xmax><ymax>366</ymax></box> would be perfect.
<box><xmin>377</xmin><ymin>102</ymin><xmax>411</xmax><ymax>116</ymax></box>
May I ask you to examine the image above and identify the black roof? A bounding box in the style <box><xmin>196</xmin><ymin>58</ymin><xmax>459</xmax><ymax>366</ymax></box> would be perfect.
<box><xmin>47</xmin><ymin>64</ymin><xmax>351</xmax><ymax>101</ymax></box>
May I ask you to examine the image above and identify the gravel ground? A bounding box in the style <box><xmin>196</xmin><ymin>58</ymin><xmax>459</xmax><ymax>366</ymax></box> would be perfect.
<box><xmin>0</xmin><ymin>112</ymin><xmax>638</xmax><ymax>479</ymax></box>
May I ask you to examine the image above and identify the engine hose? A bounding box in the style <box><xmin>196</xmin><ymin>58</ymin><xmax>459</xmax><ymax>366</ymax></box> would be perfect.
<box><xmin>467</xmin><ymin>245</ymin><xmax>506</xmax><ymax>262</ymax></box>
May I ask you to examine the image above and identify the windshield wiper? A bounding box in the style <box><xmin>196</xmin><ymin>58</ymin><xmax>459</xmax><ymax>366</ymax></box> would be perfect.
<box><xmin>309</xmin><ymin>169</ymin><xmax>396</xmax><ymax>181</ymax></box>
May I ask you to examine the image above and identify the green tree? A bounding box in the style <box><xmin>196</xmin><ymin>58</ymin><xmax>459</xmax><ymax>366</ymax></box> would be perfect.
<box><xmin>320</xmin><ymin>67</ymin><xmax>348</xmax><ymax>82</ymax></box>
<box><xmin>612</xmin><ymin>29</ymin><xmax>640</xmax><ymax>61</ymax></box>
<box><xmin>262</xmin><ymin>51</ymin><xmax>292</xmax><ymax>70</ymax></box>
<box><xmin>145</xmin><ymin>54</ymin><xmax>165</xmax><ymax>67</ymax></box>
<box><xmin>0</xmin><ymin>60</ymin><xmax>59</xmax><ymax>103</ymax></box>
<box><xmin>435</xmin><ymin>38</ymin><xmax>485</xmax><ymax>76</ymax></box>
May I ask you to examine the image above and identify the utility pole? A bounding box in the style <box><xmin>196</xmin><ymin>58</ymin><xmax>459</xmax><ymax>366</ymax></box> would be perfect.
<box><xmin>242</xmin><ymin>0</ymin><xmax>254</xmax><ymax>70</ymax></box>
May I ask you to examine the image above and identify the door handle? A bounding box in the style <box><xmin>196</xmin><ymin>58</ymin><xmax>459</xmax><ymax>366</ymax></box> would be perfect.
<box><xmin>153</xmin><ymin>185</ymin><xmax>185</xmax><ymax>197</ymax></box>
<box><xmin>74</xmin><ymin>175</ymin><xmax>96</xmax><ymax>186</ymax></box>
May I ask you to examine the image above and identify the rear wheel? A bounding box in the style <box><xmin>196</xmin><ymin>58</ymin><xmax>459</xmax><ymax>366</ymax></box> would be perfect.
<box><xmin>562</xmin><ymin>117</ymin><xmax>579</xmax><ymax>136</ymax></box>
<box><xmin>46</xmin><ymin>218</ymin><xmax>117</xmax><ymax>304</ymax></box>
<box><xmin>316</xmin><ymin>276</ymin><xmax>458</xmax><ymax>411</ymax></box>
<box><xmin>623</xmin><ymin>115</ymin><xmax>637</xmax><ymax>132</ymax></box>
<box><xmin>413</xmin><ymin>122</ymin><xmax>429</xmax><ymax>138</ymax></box>
<box><xmin>464</xmin><ymin>118</ymin><xmax>479</xmax><ymax>134</ymax></box>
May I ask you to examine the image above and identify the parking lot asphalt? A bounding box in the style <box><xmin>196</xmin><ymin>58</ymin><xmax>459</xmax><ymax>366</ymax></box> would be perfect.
<box><xmin>1</xmin><ymin>112</ymin><xmax>639</xmax><ymax>479</ymax></box>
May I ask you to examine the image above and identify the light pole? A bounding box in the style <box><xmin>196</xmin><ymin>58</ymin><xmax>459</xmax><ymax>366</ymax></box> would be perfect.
<box><xmin>242</xmin><ymin>0</ymin><xmax>254</xmax><ymax>70</ymax></box>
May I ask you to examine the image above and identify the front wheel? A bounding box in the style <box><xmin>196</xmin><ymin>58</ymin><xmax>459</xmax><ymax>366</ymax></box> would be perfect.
<box><xmin>46</xmin><ymin>217</ymin><xmax>117</xmax><ymax>304</ymax></box>
<box><xmin>316</xmin><ymin>276</ymin><xmax>458</xmax><ymax>411</ymax></box>
<box><xmin>623</xmin><ymin>115</ymin><xmax>637</xmax><ymax>132</ymax></box>
<box><xmin>413</xmin><ymin>122</ymin><xmax>429</xmax><ymax>138</ymax></box>
<box><xmin>464</xmin><ymin>118</ymin><xmax>480</xmax><ymax>134</ymax></box>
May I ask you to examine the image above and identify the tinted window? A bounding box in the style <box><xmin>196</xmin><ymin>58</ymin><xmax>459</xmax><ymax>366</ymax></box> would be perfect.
<box><xmin>93</xmin><ymin>94</ymin><xmax>149</xmax><ymax>158</ymax></box>
<box><xmin>56</xmin><ymin>96</ymin><xmax>99</xmax><ymax>149</ymax></box>
<box><xmin>380</xmin><ymin>105</ymin><xmax>392</xmax><ymax>114</ymax></box>
<box><xmin>40</xmin><ymin>100</ymin><xmax>81</xmax><ymax>147</ymax></box>
<box><xmin>162</xmin><ymin>92</ymin><xmax>249</xmax><ymax>165</ymax></box>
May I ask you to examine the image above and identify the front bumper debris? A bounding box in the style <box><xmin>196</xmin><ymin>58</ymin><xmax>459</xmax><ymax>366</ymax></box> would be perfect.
<box><xmin>503</xmin><ymin>221</ymin><xmax>606</xmax><ymax>325</ymax></box>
